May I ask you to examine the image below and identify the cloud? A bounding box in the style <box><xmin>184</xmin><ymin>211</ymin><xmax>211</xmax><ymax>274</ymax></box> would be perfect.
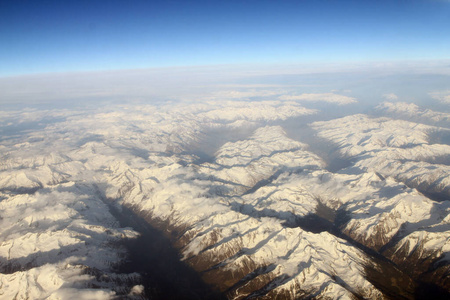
<box><xmin>382</xmin><ymin>93</ymin><xmax>399</xmax><ymax>100</ymax></box>
<box><xmin>2</xmin><ymin>61</ymin><xmax>449</xmax><ymax>108</ymax></box>
<box><xmin>278</xmin><ymin>93</ymin><xmax>357</xmax><ymax>105</ymax></box>
<box><xmin>429</xmin><ymin>90</ymin><xmax>450</xmax><ymax>104</ymax></box>
<box><xmin>198</xmin><ymin>100</ymin><xmax>317</xmax><ymax>122</ymax></box>
<box><xmin>209</xmin><ymin>89</ymin><xmax>280</xmax><ymax>99</ymax></box>
<box><xmin>331</xmin><ymin>89</ymin><xmax>352</xmax><ymax>94</ymax></box>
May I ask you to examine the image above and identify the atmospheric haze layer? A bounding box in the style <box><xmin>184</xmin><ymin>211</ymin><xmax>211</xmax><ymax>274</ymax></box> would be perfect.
<box><xmin>1</xmin><ymin>63</ymin><xmax>450</xmax><ymax>299</ymax></box>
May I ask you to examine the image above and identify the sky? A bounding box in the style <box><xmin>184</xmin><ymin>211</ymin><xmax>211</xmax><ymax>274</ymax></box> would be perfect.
<box><xmin>1</xmin><ymin>0</ymin><xmax>450</xmax><ymax>76</ymax></box>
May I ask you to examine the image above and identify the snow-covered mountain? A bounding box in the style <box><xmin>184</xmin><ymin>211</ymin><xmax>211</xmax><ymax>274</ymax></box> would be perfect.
<box><xmin>376</xmin><ymin>102</ymin><xmax>450</xmax><ymax>127</ymax></box>
<box><xmin>1</xmin><ymin>100</ymin><xmax>449</xmax><ymax>299</ymax></box>
<box><xmin>311</xmin><ymin>109</ymin><xmax>450</xmax><ymax>292</ymax></box>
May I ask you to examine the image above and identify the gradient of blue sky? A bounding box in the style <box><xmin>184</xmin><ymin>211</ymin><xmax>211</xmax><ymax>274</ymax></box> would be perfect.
<box><xmin>1</xmin><ymin>0</ymin><xmax>449</xmax><ymax>76</ymax></box>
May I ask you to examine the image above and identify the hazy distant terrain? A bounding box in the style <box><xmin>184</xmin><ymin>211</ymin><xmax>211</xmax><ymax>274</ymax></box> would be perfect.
<box><xmin>1</xmin><ymin>66</ymin><xmax>450</xmax><ymax>299</ymax></box>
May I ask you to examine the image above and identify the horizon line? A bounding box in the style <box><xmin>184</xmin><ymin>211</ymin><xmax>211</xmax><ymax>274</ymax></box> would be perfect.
<box><xmin>2</xmin><ymin>58</ymin><xmax>450</xmax><ymax>79</ymax></box>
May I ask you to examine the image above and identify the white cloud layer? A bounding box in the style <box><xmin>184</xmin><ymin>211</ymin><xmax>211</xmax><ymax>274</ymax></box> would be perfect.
<box><xmin>278</xmin><ymin>93</ymin><xmax>357</xmax><ymax>105</ymax></box>
<box><xmin>382</xmin><ymin>93</ymin><xmax>399</xmax><ymax>100</ymax></box>
<box><xmin>430</xmin><ymin>90</ymin><xmax>450</xmax><ymax>104</ymax></box>
<box><xmin>2</xmin><ymin>60</ymin><xmax>449</xmax><ymax>107</ymax></box>
<box><xmin>207</xmin><ymin>89</ymin><xmax>281</xmax><ymax>100</ymax></box>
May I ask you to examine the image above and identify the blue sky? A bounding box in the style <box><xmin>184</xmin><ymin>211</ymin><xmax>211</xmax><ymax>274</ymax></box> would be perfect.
<box><xmin>1</xmin><ymin>0</ymin><xmax>449</xmax><ymax>76</ymax></box>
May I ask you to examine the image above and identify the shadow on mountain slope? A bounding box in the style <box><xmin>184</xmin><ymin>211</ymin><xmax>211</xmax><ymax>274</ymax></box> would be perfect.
<box><xmin>109</xmin><ymin>203</ymin><xmax>227</xmax><ymax>300</ymax></box>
